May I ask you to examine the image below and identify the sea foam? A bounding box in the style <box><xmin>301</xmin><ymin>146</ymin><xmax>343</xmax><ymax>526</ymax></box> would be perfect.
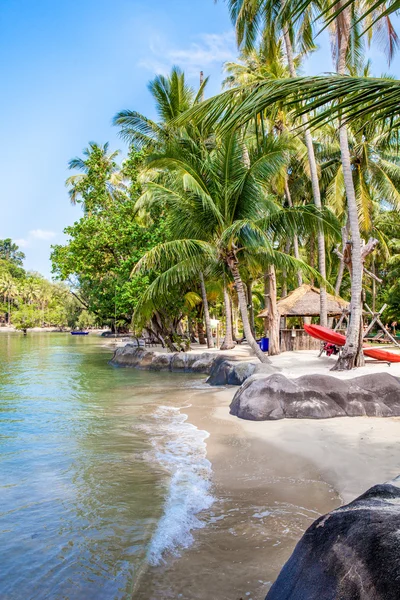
<box><xmin>145</xmin><ymin>405</ymin><xmax>214</xmax><ymax>566</ymax></box>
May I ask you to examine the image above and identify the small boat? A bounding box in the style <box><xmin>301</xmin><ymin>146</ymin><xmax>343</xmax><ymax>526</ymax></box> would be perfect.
<box><xmin>71</xmin><ymin>331</ymin><xmax>89</xmax><ymax>336</ymax></box>
<box><xmin>304</xmin><ymin>324</ymin><xmax>400</xmax><ymax>363</ymax></box>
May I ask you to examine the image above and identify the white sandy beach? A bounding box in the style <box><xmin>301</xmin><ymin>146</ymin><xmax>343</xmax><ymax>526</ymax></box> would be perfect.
<box><xmin>134</xmin><ymin>346</ymin><xmax>400</xmax><ymax>600</ymax></box>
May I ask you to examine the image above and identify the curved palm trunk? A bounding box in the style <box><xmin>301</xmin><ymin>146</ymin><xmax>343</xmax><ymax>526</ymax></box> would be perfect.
<box><xmin>220</xmin><ymin>286</ymin><xmax>235</xmax><ymax>350</ymax></box>
<box><xmin>333</xmin><ymin>127</ymin><xmax>364</xmax><ymax>369</ymax></box>
<box><xmin>267</xmin><ymin>265</ymin><xmax>280</xmax><ymax>355</ymax></box>
<box><xmin>282</xmin><ymin>25</ymin><xmax>328</xmax><ymax>326</ymax></box>
<box><xmin>199</xmin><ymin>272</ymin><xmax>214</xmax><ymax>349</ymax></box>
<box><xmin>228</xmin><ymin>258</ymin><xmax>271</xmax><ymax>364</ymax></box>
<box><xmin>246</xmin><ymin>280</ymin><xmax>255</xmax><ymax>336</ymax></box>
<box><xmin>335</xmin><ymin>223</ymin><xmax>349</xmax><ymax>296</ymax></box>
<box><xmin>332</xmin><ymin>5</ymin><xmax>364</xmax><ymax>370</ymax></box>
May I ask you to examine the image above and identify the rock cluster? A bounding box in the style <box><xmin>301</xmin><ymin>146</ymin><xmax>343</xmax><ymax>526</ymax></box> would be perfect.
<box><xmin>266</xmin><ymin>479</ymin><xmax>400</xmax><ymax>600</ymax></box>
<box><xmin>230</xmin><ymin>372</ymin><xmax>400</xmax><ymax>420</ymax></box>
<box><xmin>110</xmin><ymin>345</ymin><xmax>220</xmax><ymax>373</ymax></box>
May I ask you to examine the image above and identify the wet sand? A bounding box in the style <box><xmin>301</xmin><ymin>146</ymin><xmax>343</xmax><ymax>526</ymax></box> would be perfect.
<box><xmin>134</xmin><ymin>376</ymin><xmax>400</xmax><ymax>600</ymax></box>
<box><xmin>134</xmin><ymin>386</ymin><xmax>339</xmax><ymax>600</ymax></box>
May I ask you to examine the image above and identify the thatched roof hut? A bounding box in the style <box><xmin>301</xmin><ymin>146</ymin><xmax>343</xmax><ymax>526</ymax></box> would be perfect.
<box><xmin>257</xmin><ymin>284</ymin><xmax>349</xmax><ymax>318</ymax></box>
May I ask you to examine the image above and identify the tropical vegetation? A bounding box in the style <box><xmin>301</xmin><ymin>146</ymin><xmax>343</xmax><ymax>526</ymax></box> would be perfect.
<box><xmin>42</xmin><ymin>0</ymin><xmax>400</xmax><ymax>369</ymax></box>
<box><xmin>0</xmin><ymin>239</ymin><xmax>81</xmax><ymax>331</ymax></box>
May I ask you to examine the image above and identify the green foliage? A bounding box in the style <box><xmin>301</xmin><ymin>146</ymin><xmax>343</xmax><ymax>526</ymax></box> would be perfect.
<box><xmin>12</xmin><ymin>305</ymin><xmax>41</xmax><ymax>331</ymax></box>
<box><xmin>66</xmin><ymin>142</ymin><xmax>122</xmax><ymax>212</ymax></box>
<box><xmin>52</xmin><ymin>149</ymin><xmax>169</xmax><ymax>330</ymax></box>
<box><xmin>0</xmin><ymin>239</ymin><xmax>80</xmax><ymax>329</ymax></box>
<box><xmin>0</xmin><ymin>238</ymin><xmax>25</xmax><ymax>266</ymax></box>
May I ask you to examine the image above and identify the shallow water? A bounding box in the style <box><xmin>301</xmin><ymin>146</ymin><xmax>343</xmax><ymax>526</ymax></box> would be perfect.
<box><xmin>0</xmin><ymin>333</ymin><xmax>211</xmax><ymax>600</ymax></box>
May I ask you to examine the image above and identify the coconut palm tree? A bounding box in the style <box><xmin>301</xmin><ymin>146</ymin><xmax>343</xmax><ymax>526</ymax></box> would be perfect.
<box><xmin>66</xmin><ymin>142</ymin><xmax>123</xmax><ymax>212</ymax></box>
<box><xmin>133</xmin><ymin>131</ymin><xmax>337</xmax><ymax>363</ymax></box>
<box><xmin>113</xmin><ymin>66</ymin><xmax>208</xmax><ymax>152</ymax></box>
<box><xmin>114</xmin><ymin>66</ymin><xmax>216</xmax><ymax>347</ymax></box>
<box><xmin>224</xmin><ymin>0</ymin><xmax>329</xmax><ymax>327</ymax></box>
<box><xmin>0</xmin><ymin>274</ymin><xmax>18</xmax><ymax>325</ymax></box>
<box><xmin>185</xmin><ymin>0</ymin><xmax>398</xmax><ymax>367</ymax></box>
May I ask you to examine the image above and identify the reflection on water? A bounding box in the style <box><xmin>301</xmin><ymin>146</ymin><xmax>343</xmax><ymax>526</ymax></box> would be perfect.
<box><xmin>0</xmin><ymin>333</ymin><xmax>205</xmax><ymax>600</ymax></box>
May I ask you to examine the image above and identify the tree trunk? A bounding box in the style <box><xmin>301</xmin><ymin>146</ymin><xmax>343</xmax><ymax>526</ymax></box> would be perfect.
<box><xmin>263</xmin><ymin>273</ymin><xmax>269</xmax><ymax>336</ymax></box>
<box><xmin>267</xmin><ymin>265</ymin><xmax>280</xmax><ymax>355</ymax></box>
<box><xmin>309</xmin><ymin>233</ymin><xmax>315</xmax><ymax>285</ymax></box>
<box><xmin>230</xmin><ymin>295</ymin><xmax>238</xmax><ymax>341</ymax></box>
<box><xmin>246</xmin><ymin>280</ymin><xmax>255</xmax><ymax>336</ymax></box>
<box><xmin>197</xmin><ymin>319</ymin><xmax>206</xmax><ymax>345</ymax></box>
<box><xmin>228</xmin><ymin>259</ymin><xmax>271</xmax><ymax>363</ymax></box>
<box><xmin>332</xmin><ymin>5</ymin><xmax>364</xmax><ymax>370</ymax></box>
<box><xmin>232</xmin><ymin>301</ymin><xmax>240</xmax><ymax>340</ymax></box>
<box><xmin>281</xmin><ymin>238</ymin><xmax>291</xmax><ymax>300</ymax></box>
<box><xmin>284</xmin><ymin>180</ymin><xmax>302</xmax><ymax>287</ymax></box>
<box><xmin>372</xmin><ymin>258</ymin><xmax>376</xmax><ymax>313</ymax></box>
<box><xmin>282</xmin><ymin>24</ymin><xmax>327</xmax><ymax>327</ymax></box>
<box><xmin>334</xmin><ymin>224</ymin><xmax>349</xmax><ymax>295</ymax></box>
<box><xmin>332</xmin><ymin>125</ymin><xmax>364</xmax><ymax>369</ymax></box>
<box><xmin>220</xmin><ymin>286</ymin><xmax>235</xmax><ymax>350</ymax></box>
<box><xmin>188</xmin><ymin>318</ymin><xmax>197</xmax><ymax>343</ymax></box>
<box><xmin>199</xmin><ymin>272</ymin><xmax>214</xmax><ymax>349</ymax></box>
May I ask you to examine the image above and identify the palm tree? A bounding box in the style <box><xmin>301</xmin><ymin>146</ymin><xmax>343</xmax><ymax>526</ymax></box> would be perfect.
<box><xmin>133</xmin><ymin>131</ymin><xmax>335</xmax><ymax>363</ymax></box>
<box><xmin>225</xmin><ymin>0</ymin><xmax>329</xmax><ymax>327</ymax></box>
<box><xmin>315</xmin><ymin>66</ymin><xmax>400</xmax><ymax>299</ymax></box>
<box><xmin>185</xmin><ymin>1</ymin><xmax>398</xmax><ymax>367</ymax></box>
<box><xmin>0</xmin><ymin>274</ymin><xmax>18</xmax><ymax>325</ymax></box>
<box><xmin>114</xmin><ymin>66</ymin><xmax>215</xmax><ymax>348</ymax></box>
<box><xmin>223</xmin><ymin>44</ymin><xmax>305</xmax><ymax>287</ymax></box>
<box><xmin>66</xmin><ymin>142</ymin><xmax>123</xmax><ymax>212</ymax></box>
<box><xmin>113</xmin><ymin>66</ymin><xmax>208</xmax><ymax>151</ymax></box>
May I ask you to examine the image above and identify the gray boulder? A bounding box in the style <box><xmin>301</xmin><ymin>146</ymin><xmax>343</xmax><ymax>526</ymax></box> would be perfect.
<box><xmin>191</xmin><ymin>353</ymin><xmax>217</xmax><ymax>373</ymax></box>
<box><xmin>266</xmin><ymin>479</ymin><xmax>400</xmax><ymax>600</ymax></box>
<box><xmin>110</xmin><ymin>346</ymin><xmax>155</xmax><ymax>368</ymax></box>
<box><xmin>206</xmin><ymin>357</ymin><xmax>277</xmax><ymax>386</ymax></box>
<box><xmin>230</xmin><ymin>372</ymin><xmax>400</xmax><ymax>420</ymax></box>
<box><xmin>148</xmin><ymin>353</ymin><xmax>173</xmax><ymax>371</ymax></box>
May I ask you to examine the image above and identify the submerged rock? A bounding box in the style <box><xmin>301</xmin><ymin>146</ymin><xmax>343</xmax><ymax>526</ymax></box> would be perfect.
<box><xmin>266</xmin><ymin>479</ymin><xmax>400</xmax><ymax>600</ymax></box>
<box><xmin>230</xmin><ymin>372</ymin><xmax>400</xmax><ymax>420</ymax></box>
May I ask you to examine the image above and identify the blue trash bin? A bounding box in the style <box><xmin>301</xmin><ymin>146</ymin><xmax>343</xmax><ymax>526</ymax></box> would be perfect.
<box><xmin>260</xmin><ymin>337</ymin><xmax>269</xmax><ymax>352</ymax></box>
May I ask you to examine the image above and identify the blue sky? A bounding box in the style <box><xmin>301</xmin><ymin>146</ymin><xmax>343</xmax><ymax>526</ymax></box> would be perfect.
<box><xmin>0</xmin><ymin>0</ymin><xmax>398</xmax><ymax>278</ymax></box>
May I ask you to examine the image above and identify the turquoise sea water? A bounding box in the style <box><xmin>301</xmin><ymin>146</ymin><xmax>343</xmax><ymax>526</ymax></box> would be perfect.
<box><xmin>0</xmin><ymin>333</ymin><xmax>212</xmax><ymax>600</ymax></box>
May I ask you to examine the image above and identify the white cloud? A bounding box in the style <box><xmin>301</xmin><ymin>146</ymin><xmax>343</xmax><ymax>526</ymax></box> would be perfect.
<box><xmin>139</xmin><ymin>31</ymin><xmax>236</xmax><ymax>77</ymax></box>
<box><xmin>14</xmin><ymin>230</ymin><xmax>57</xmax><ymax>249</ymax></box>
<box><xmin>29</xmin><ymin>229</ymin><xmax>56</xmax><ymax>241</ymax></box>
<box><xmin>15</xmin><ymin>238</ymin><xmax>29</xmax><ymax>248</ymax></box>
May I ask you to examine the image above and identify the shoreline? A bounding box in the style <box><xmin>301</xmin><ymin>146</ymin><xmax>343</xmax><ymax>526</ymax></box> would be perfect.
<box><xmin>134</xmin><ymin>375</ymin><xmax>400</xmax><ymax>600</ymax></box>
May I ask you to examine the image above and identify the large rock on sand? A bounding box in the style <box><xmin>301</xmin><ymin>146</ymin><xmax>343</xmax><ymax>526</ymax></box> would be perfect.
<box><xmin>110</xmin><ymin>345</ymin><xmax>225</xmax><ymax>374</ymax></box>
<box><xmin>207</xmin><ymin>357</ymin><xmax>276</xmax><ymax>386</ymax></box>
<box><xmin>230</xmin><ymin>372</ymin><xmax>400</xmax><ymax>420</ymax></box>
<box><xmin>266</xmin><ymin>479</ymin><xmax>400</xmax><ymax>600</ymax></box>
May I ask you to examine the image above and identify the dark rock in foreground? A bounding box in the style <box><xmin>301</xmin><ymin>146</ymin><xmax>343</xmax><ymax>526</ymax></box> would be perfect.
<box><xmin>266</xmin><ymin>480</ymin><xmax>400</xmax><ymax>600</ymax></box>
<box><xmin>230</xmin><ymin>372</ymin><xmax>400</xmax><ymax>420</ymax></box>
